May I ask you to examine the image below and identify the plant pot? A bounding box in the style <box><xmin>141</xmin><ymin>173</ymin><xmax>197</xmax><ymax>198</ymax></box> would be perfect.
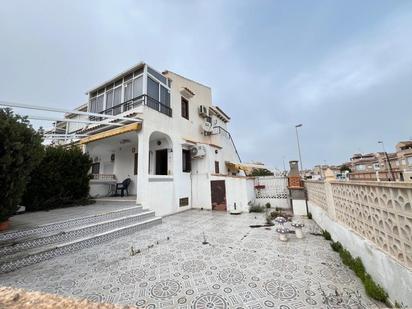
<box><xmin>279</xmin><ymin>234</ymin><xmax>288</xmax><ymax>242</ymax></box>
<box><xmin>0</xmin><ymin>220</ymin><xmax>10</xmax><ymax>231</ymax></box>
<box><xmin>295</xmin><ymin>228</ymin><xmax>304</xmax><ymax>239</ymax></box>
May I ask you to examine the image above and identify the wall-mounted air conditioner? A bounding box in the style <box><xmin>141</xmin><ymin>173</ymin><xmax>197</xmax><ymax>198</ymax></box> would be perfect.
<box><xmin>191</xmin><ymin>145</ymin><xmax>206</xmax><ymax>159</ymax></box>
<box><xmin>201</xmin><ymin>121</ymin><xmax>213</xmax><ymax>136</ymax></box>
<box><xmin>199</xmin><ymin>105</ymin><xmax>209</xmax><ymax>117</ymax></box>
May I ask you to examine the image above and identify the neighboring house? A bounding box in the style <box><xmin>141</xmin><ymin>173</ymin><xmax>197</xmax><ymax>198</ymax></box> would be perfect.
<box><xmin>55</xmin><ymin>62</ymin><xmax>254</xmax><ymax>216</ymax></box>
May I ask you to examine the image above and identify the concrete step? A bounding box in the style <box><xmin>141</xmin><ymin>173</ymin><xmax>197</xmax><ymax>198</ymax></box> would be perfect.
<box><xmin>0</xmin><ymin>216</ymin><xmax>162</xmax><ymax>274</ymax></box>
<box><xmin>0</xmin><ymin>205</ymin><xmax>143</xmax><ymax>243</ymax></box>
<box><xmin>0</xmin><ymin>210</ymin><xmax>156</xmax><ymax>257</ymax></box>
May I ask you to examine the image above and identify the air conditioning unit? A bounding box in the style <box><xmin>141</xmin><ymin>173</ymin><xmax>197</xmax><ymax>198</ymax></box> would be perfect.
<box><xmin>191</xmin><ymin>146</ymin><xmax>206</xmax><ymax>159</ymax></box>
<box><xmin>199</xmin><ymin>105</ymin><xmax>209</xmax><ymax>117</ymax></box>
<box><xmin>201</xmin><ymin>121</ymin><xmax>213</xmax><ymax>135</ymax></box>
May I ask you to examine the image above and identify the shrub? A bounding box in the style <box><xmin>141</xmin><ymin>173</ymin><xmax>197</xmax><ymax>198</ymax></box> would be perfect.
<box><xmin>250</xmin><ymin>168</ymin><xmax>274</xmax><ymax>176</ymax></box>
<box><xmin>352</xmin><ymin>257</ymin><xmax>365</xmax><ymax>279</ymax></box>
<box><xmin>363</xmin><ymin>273</ymin><xmax>388</xmax><ymax>302</ymax></box>
<box><xmin>330</xmin><ymin>241</ymin><xmax>343</xmax><ymax>252</ymax></box>
<box><xmin>339</xmin><ymin>248</ymin><xmax>353</xmax><ymax>266</ymax></box>
<box><xmin>265</xmin><ymin>202</ymin><xmax>271</xmax><ymax>209</ymax></box>
<box><xmin>22</xmin><ymin>146</ymin><xmax>92</xmax><ymax>211</ymax></box>
<box><xmin>249</xmin><ymin>204</ymin><xmax>265</xmax><ymax>213</ymax></box>
<box><xmin>307</xmin><ymin>212</ymin><xmax>312</xmax><ymax>219</ymax></box>
<box><xmin>0</xmin><ymin>109</ymin><xmax>44</xmax><ymax>222</ymax></box>
<box><xmin>322</xmin><ymin>229</ymin><xmax>332</xmax><ymax>240</ymax></box>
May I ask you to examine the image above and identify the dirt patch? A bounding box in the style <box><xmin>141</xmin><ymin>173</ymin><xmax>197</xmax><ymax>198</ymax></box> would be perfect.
<box><xmin>0</xmin><ymin>286</ymin><xmax>137</xmax><ymax>309</ymax></box>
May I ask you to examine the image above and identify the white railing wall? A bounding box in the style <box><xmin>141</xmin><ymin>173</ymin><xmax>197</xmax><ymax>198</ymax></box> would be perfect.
<box><xmin>305</xmin><ymin>179</ymin><xmax>412</xmax><ymax>306</ymax></box>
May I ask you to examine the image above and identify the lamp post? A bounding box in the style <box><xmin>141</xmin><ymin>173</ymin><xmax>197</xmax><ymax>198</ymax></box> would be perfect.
<box><xmin>295</xmin><ymin>124</ymin><xmax>303</xmax><ymax>172</ymax></box>
<box><xmin>378</xmin><ymin>141</ymin><xmax>395</xmax><ymax>181</ymax></box>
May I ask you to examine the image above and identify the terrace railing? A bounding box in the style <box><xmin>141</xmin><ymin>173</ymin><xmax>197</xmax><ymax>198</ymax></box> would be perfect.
<box><xmin>90</xmin><ymin>95</ymin><xmax>172</xmax><ymax>121</ymax></box>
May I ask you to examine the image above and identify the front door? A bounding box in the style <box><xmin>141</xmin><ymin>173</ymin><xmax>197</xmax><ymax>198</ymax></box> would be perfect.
<box><xmin>211</xmin><ymin>180</ymin><xmax>226</xmax><ymax>211</ymax></box>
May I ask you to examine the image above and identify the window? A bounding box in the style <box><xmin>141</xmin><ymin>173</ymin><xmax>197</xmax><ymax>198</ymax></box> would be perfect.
<box><xmin>96</xmin><ymin>95</ymin><xmax>104</xmax><ymax>112</ymax></box>
<box><xmin>408</xmin><ymin>157</ymin><xmax>412</xmax><ymax>166</ymax></box>
<box><xmin>160</xmin><ymin>86</ymin><xmax>170</xmax><ymax>106</ymax></box>
<box><xmin>124</xmin><ymin>80</ymin><xmax>133</xmax><ymax>101</ymax></box>
<box><xmin>106</xmin><ymin>89</ymin><xmax>114</xmax><ymax>110</ymax></box>
<box><xmin>133</xmin><ymin>76</ymin><xmax>143</xmax><ymax>98</ymax></box>
<box><xmin>355</xmin><ymin>164</ymin><xmax>365</xmax><ymax>171</ymax></box>
<box><xmin>148</xmin><ymin>66</ymin><xmax>167</xmax><ymax>84</ymax></box>
<box><xmin>182</xmin><ymin>149</ymin><xmax>191</xmax><ymax>172</ymax></box>
<box><xmin>113</xmin><ymin>86</ymin><xmax>122</xmax><ymax>114</ymax></box>
<box><xmin>373</xmin><ymin>163</ymin><xmax>380</xmax><ymax>170</ymax></box>
<box><xmin>215</xmin><ymin>161</ymin><xmax>220</xmax><ymax>174</ymax></box>
<box><xmin>148</xmin><ymin>77</ymin><xmax>159</xmax><ymax>101</ymax></box>
<box><xmin>134</xmin><ymin>153</ymin><xmax>138</xmax><ymax>175</ymax></box>
<box><xmin>91</xmin><ymin>162</ymin><xmax>100</xmax><ymax>174</ymax></box>
<box><xmin>179</xmin><ymin>197</ymin><xmax>189</xmax><ymax>207</ymax></box>
<box><xmin>181</xmin><ymin>97</ymin><xmax>189</xmax><ymax>119</ymax></box>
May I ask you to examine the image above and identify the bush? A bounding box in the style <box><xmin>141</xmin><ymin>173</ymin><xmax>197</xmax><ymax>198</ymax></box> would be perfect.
<box><xmin>352</xmin><ymin>257</ymin><xmax>365</xmax><ymax>279</ymax></box>
<box><xmin>330</xmin><ymin>241</ymin><xmax>343</xmax><ymax>252</ymax></box>
<box><xmin>265</xmin><ymin>215</ymin><xmax>274</xmax><ymax>225</ymax></box>
<box><xmin>265</xmin><ymin>202</ymin><xmax>271</xmax><ymax>209</ymax></box>
<box><xmin>249</xmin><ymin>204</ymin><xmax>265</xmax><ymax>213</ymax></box>
<box><xmin>363</xmin><ymin>273</ymin><xmax>388</xmax><ymax>302</ymax></box>
<box><xmin>250</xmin><ymin>168</ymin><xmax>274</xmax><ymax>176</ymax></box>
<box><xmin>22</xmin><ymin>146</ymin><xmax>92</xmax><ymax>211</ymax></box>
<box><xmin>0</xmin><ymin>109</ymin><xmax>44</xmax><ymax>222</ymax></box>
<box><xmin>339</xmin><ymin>248</ymin><xmax>353</xmax><ymax>266</ymax></box>
<box><xmin>307</xmin><ymin>212</ymin><xmax>312</xmax><ymax>219</ymax></box>
<box><xmin>322</xmin><ymin>229</ymin><xmax>332</xmax><ymax>240</ymax></box>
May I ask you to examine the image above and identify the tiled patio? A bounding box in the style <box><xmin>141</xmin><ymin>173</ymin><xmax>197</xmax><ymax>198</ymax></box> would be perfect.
<box><xmin>0</xmin><ymin>210</ymin><xmax>380</xmax><ymax>308</ymax></box>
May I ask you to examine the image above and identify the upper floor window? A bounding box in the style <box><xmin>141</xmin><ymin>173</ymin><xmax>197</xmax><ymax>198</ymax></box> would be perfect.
<box><xmin>181</xmin><ymin>97</ymin><xmax>189</xmax><ymax>119</ymax></box>
<box><xmin>215</xmin><ymin>161</ymin><xmax>220</xmax><ymax>174</ymax></box>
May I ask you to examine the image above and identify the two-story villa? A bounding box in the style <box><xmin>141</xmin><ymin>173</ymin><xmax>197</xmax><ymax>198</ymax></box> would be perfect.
<box><xmin>58</xmin><ymin>62</ymin><xmax>254</xmax><ymax>216</ymax></box>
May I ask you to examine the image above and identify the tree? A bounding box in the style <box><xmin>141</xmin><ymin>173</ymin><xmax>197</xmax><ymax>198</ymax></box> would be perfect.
<box><xmin>0</xmin><ymin>109</ymin><xmax>44</xmax><ymax>222</ymax></box>
<box><xmin>250</xmin><ymin>168</ymin><xmax>274</xmax><ymax>176</ymax></box>
<box><xmin>22</xmin><ymin>146</ymin><xmax>92</xmax><ymax>211</ymax></box>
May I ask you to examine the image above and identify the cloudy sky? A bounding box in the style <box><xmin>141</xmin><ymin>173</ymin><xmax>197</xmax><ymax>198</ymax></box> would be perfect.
<box><xmin>1</xmin><ymin>0</ymin><xmax>411</xmax><ymax>170</ymax></box>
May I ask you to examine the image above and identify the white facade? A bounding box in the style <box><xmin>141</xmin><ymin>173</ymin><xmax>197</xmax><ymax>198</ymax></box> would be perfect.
<box><xmin>63</xmin><ymin>63</ymin><xmax>254</xmax><ymax>216</ymax></box>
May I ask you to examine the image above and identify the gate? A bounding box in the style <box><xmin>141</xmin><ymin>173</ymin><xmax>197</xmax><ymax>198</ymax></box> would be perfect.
<box><xmin>254</xmin><ymin>175</ymin><xmax>289</xmax><ymax>208</ymax></box>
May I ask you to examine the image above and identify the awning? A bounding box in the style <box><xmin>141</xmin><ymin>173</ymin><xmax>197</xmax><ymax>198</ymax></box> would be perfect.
<box><xmin>225</xmin><ymin>162</ymin><xmax>267</xmax><ymax>175</ymax></box>
<box><xmin>79</xmin><ymin>123</ymin><xmax>142</xmax><ymax>144</ymax></box>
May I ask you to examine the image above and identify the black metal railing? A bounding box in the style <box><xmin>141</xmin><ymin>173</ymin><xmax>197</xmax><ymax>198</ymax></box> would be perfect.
<box><xmin>89</xmin><ymin>95</ymin><xmax>172</xmax><ymax>121</ymax></box>
<box><xmin>214</xmin><ymin>126</ymin><xmax>242</xmax><ymax>163</ymax></box>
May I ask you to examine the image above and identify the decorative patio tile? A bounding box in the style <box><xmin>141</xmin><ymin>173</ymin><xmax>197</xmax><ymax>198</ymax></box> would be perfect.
<box><xmin>0</xmin><ymin>209</ymin><xmax>380</xmax><ymax>308</ymax></box>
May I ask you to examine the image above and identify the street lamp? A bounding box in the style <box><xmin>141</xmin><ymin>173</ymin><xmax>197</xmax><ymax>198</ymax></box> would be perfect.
<box><xmin>295</xmin><ymin>124</ymin><xmax>303</xmax><ymax>172</ymax></box>
<box><xmin>378</xmin><ymin>141</ymin><xmax>395</xmax><ymax>181</ymax></box>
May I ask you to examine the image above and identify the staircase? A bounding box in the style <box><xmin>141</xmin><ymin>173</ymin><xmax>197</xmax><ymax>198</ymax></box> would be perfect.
<box><xmin>0</xmin><ymin>204</ymin><xmax>161</xmax><ymax>273</ymax></box>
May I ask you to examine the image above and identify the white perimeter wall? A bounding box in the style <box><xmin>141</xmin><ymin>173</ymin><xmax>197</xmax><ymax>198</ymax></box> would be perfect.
<box><xmin>309</xmin><ymin>201</ymin><xmax>412</xmax><ymax>306</ymax></box>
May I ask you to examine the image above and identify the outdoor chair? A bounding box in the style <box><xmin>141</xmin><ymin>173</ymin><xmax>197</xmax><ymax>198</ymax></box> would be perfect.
<box><xmin>115</xmin><ymin>178</ymin><xmax>131</xmax><ymax>197</ymax></box>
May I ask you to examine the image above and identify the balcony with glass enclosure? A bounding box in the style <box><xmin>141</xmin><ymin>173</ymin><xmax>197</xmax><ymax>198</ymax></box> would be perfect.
<box><xmin>88</xmin><ymin>63</ymin><xmax>172</xmax><ymax>120</ymax></box>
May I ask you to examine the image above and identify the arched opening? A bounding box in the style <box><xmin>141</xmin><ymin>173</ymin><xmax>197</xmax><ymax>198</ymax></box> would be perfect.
<box><xmin>148</xmin><ymin>131</ymin><xmax>173</xmax><ymax>175</ymax></box>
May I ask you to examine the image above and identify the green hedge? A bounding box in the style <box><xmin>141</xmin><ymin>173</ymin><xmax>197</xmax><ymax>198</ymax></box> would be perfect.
<box><xmin>22</xmin><ymin>146</ymin><xmax>92</xmax><ymax>211</ymax></box>
<box><xmin>0</xmin><ymin>109</ymin><xmax>43</xmax><ymax>222</ymax></box>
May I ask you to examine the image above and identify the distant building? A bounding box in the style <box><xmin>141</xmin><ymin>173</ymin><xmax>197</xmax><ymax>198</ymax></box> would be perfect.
<box><xmin>343</xmin><ymin>141</ymin><xmax>412</xmax><ymax>182</ymax></box>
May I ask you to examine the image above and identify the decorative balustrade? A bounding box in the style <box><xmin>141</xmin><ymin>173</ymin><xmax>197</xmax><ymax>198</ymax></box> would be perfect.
<box><xmin>305</xmin><ymin>180</ymin><xmax>412</xmax><ymax>269</ymax></box>
<box><xmin>91</xmin><ymin>174</ymin><xmax>116</xmax><ymax>181</ymax></box>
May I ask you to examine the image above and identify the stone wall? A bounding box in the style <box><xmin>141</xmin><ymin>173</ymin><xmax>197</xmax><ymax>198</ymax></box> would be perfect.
<box><xmin>305</xmin><ymin>179</ymin><xmax>412</xmax><ymax>306</ymax></box>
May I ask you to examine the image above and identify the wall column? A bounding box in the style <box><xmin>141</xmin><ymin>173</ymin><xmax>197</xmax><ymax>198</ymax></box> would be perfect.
<box><xmin>136</xmin><ymin>129</ymin><xmax>150</xmax><ymax>205</ymax></box>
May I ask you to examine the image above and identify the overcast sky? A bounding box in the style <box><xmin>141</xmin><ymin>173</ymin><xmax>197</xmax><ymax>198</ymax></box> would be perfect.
<box><xmin>1</xmin><ymin>0</ymin><xmax>412</xmax><ymax>170</ymax></box>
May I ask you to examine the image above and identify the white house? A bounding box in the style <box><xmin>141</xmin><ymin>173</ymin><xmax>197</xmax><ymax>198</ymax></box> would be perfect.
<box><xmin>57</xmin><ymin>62</ymin><xmax>255</xmax><ymax>216</ymax></box>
